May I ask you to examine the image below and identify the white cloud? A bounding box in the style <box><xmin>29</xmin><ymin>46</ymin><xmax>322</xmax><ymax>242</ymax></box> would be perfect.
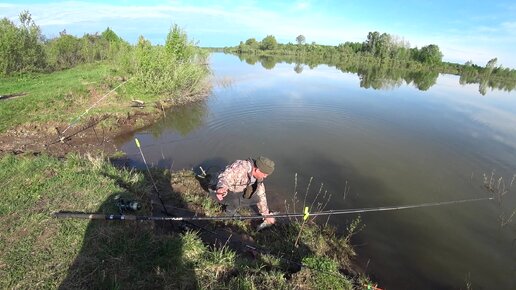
<box><xmin>295</xmin><ymin>1</ymin><xmax>310</xmax><ymax>10</ymax></box>
<box><xmin>2</xmin><ymin>1</ymin><xmax>514</xmax><ymax>68</ymax></box>
<box><xmin>404</xmin><ymin>25</ymin><xmax>516</xmax><ymax>68</ymax></box>
<box><xmin>1</xmin><ymin>1</ymin><xmax>367</xmax><ymax>42</ymax></box>
<box><xmin>501</xmin><ymin>21</ymin><xmax>516</xmax><ymax>31</ymax></box>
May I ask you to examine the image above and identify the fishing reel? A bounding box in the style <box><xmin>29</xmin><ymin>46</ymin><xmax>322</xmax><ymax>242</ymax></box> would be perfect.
<box><xmin>114</xmin><ymin>195</ymin><xmax>141</xmax><ymax>214</ymax></box>
<box><xmin>197</xmin><ymin>166</ymin><xmax>222</xmax><ymax>190</ymax></box>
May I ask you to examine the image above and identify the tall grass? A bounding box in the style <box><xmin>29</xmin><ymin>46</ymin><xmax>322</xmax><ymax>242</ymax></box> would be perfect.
<box><xmin>119</xmin><ymin>25</ymin><xmax>210</xmax><ymax>103</ymax></box>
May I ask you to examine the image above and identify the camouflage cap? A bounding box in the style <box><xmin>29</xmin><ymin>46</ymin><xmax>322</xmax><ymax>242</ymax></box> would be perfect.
<box><xmin>256</xmin><ymin>156</ymin><xmax>275</xmax><ymax>174</ymax></box>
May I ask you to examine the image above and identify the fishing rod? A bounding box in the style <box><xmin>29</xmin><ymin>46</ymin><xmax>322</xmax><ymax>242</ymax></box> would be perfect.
<box><xmin>53</xmin><ymin>196</ymin><xmax>493</xmax><ymax>221</ymax></box>
<box><xmin>51</xmin><ymin>196</ymin><xmax>491</xmax><ymax>290</ymax></box>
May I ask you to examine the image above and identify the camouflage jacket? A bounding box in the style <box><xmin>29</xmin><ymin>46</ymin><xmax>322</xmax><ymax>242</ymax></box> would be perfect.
<box><xmin>217</xmin><ymin>159</ymin><xmax>269</xmax><ymax>215</ymax></box>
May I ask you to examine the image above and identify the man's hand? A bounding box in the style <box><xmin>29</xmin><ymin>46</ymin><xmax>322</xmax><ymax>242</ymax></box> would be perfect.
<box><xmin>265</xmin><ymin>216</ymin><xmax>276</xmax><ymax>224</ymax></box>
<box><xmin>216</xmin><ymin>187</ymin><xmax>227</xmax><ymax>201</ymax></box>
<box><xmin>264</xmin><ymin>211</ymin><xmax>275</xmax><ymax>224</ymax></box>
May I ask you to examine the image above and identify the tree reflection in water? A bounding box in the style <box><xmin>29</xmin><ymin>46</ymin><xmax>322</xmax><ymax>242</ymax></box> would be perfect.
<box><xmin>235</xmin><ymin>53</ymin><xmax>515</xmax><ymax>94</ymax></box>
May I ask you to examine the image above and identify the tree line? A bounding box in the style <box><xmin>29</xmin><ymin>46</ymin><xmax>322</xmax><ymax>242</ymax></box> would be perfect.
<box><xmin>225</xmin><ymin>33</ymin><xmax>444</xmax><ymax>66</ymax></box>
<box><xmin>0</xmin><ymin>11</ymin><xmax>209</xmax><ymax>99</ymax></box>
<box><xmin>0</xmin><ymin>11</ymin><xmax>126</xmax><ymax>75</ymax></box>
<box><xmin>222</xmin><ymin>32</ymin><xmax>516</xmax><ymax>81</ymax></box>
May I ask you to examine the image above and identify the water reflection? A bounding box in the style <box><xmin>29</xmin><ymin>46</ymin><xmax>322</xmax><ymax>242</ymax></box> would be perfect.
<box><xmin>115</xmin><ymin>101</ymin><xmax>207</xmax><ymax>149</ymax></box>
<box><xmin>235</xmin><ymin>53</ymin><xmax>514</xmax><ymax>94</ymax></box>
<box><xmin>150</xmin><ymin>101</ymin><xmax>207</xmax><ymax>137</ymax></box>
<box><xmin>294</xmin><ymin>63</ymin><xmax>303</xmax><ymax>74</ymax></box>
<box><xmin>260</xmin><ymin>56</ymin><xmax>276</xmax><ymax>70</ymax></box>
<box><xmin>460</xmin><ymin>72</ymin><xmax>516</xmax><ymax>96</ymax></box>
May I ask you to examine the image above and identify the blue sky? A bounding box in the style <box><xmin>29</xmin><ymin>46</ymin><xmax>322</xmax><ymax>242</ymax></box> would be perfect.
<box><xmin>2</xmin><ymin>0</ymin><xmax>516</xmax><ymax>68</ymax></box>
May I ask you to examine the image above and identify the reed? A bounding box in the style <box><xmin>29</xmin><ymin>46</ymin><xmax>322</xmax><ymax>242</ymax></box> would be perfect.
<box><xmin>483</xmin><ymin>171</ymin><xmax>516</xmax><ymax>228</ymax></box>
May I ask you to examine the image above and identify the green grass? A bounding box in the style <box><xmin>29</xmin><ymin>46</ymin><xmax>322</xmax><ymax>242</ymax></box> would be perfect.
<box><xmin>0</xmin><ymin>62</ymin><xmax>188</xmax><ymax>133</ymax></box>
<box><xmin>0</xmin><ymin>154</ymin><xmax>364</xmax><ymax>289</ymax></box>
<box><xmin>1</xmin><ymin>63</ymin><xmax>104</xmax><ymax>132</ymax></box>
<box><xmin>168</xmin><ymin>169</ymin><xmax>364</xmax><ymax>289</ymax></box>
<box><xmin>0</xmin><ymin>154</ymin><xmax>234</xmax><ymax>289</ymax></box>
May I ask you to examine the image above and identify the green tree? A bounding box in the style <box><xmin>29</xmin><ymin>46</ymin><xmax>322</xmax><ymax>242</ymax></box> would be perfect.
<box><xmin>0</xmin><ymin>10</ymin><xmax>46</xmax><ymax>75</ymax></box>
<box><xmin>245</xmin><ymin>38</ymin><xmax>258</xmax><ymax>48</ymax></box>
<box><xmin>47</xmin><ymin>33</ymin><xmax>83</xmax><ymax>69</ymax></box>
<box><xmin>339</xmin><ymin>41</ymin><xmax>362</xmax><ymax>53</ymax></box>
<box><xmin>417</xmin><ymin>44</ymin><xmax>443</xmax><ymax>65</ymax></box>
<box><xmin>165</xmin><ymin>24</ymin><xmax>194</xmax><ymax>62</ymax></box>
<box><xmin>0</xmin><ymin>18</ymin><xmax>19</xmax><ymax>75</ymax></box>
<box><xmin>79</xmin><ymin>28</ymin><xmax>127</xmax><ymax>64</ymax></box>
<box><xmin>101</xmin><ymin>27</ymin><xmax>121</xmax><ymax>43</ymax></box>
<box><xmin>376</xmin><ymin>33</ymin><xmax>392</xmax><ymax>59</ymax></box>
<box><xmin>363</xmin><ymin>31</ymin><xmax>380</xmax><ymax>55</ymax></box>
<box><xmin>363</xmin><ymin>32</ymin><xmax>394</xmax><ymax>58</ymax></box>
<box><xmin>296</xmin><ymin>34</ymin><xmax>306</xmax><ymax>45</ymax></box>
<box><xmin>477</xmin><ymin>58</ymin><xmax>498</xmax><ymax>95</ymax></box>
<box><xmin>237</xmin><ymin>41</ymin><xmax>254</xmax><ymax>53</ymax></box>
<box><xmin>17</xmin><ymin>11</ymin><xmax>46</xmax><ymax>72</ymax></box>
<box><xmin>260</xmin><ymin>35</ymin><xmax>277</xmax><ymax>50</ymax></box>
<box><xmin>80</xmin><ymin>33</ymin><xmax>107</xmax><ymax>62</ymax></box>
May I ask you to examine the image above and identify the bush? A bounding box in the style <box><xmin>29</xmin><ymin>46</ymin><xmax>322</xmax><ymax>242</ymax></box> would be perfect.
<box><xmin>46</xmin><ymin>28</ymin><xmax>127</xmax><ymax>71</ymax></box>
<box><xmin>46</xmin><ymin>33</ymin><xmax>84</xmax><ymax>70</ymax></box>
<box><xmin>127</xmin><ymin>26</ymin><xmax>209</xmax><ymax>100</ymax></box>
<box><xmin>0</xmin><ymin>11</ymin><xmax>46</xmax><ymax>75</ymax></box>
<box><xmin>261</xmin><ymin>35</ymin><xmax>277</xmax><ymax>50</ymax></box>
<box><xmin>0</xmin><ymin>11</ymin><xmax>128</xmax><ymax>74</ymax></box>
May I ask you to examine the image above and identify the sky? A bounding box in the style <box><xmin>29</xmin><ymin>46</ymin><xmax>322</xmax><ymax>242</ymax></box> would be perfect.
<box><xmin>2</xmin><ymin>0</ymin><xmax>516</xmax><ymax>68</ymax></box>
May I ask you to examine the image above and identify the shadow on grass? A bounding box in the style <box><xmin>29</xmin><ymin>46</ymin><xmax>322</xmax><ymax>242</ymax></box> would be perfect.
<box><xmin>58</xmin><ymin>162</ymin><xmax>200</xmax><ymax>289</ymax></box>
<box><xmin>58</xmin><ymin>156</ymin><xmax>337</xmax><ymax>289</ymax></box>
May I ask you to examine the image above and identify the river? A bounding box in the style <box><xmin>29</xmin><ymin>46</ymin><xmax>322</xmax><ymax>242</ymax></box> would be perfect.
<box><xmin>116</xmin><ymin>52</ymin><xmax>516</xmax><ymax>289</ymax></box>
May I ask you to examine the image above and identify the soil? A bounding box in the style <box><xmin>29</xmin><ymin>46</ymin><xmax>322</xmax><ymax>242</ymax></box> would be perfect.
<box><xmin>0</xmin><ymin>109</ymin><xmax>161</xmax><ymax>157</ymax></box>
<box><xmin>0</xmin><ymin>82</ymin><xmax>211</xmax><ymax>158</ymax></box>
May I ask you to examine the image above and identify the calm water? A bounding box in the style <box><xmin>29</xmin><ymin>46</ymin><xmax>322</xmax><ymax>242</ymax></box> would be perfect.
<box><xmin>117</xmin><ymin>53</ymin><xmax>516</xmax><ymax>289</ymax></box>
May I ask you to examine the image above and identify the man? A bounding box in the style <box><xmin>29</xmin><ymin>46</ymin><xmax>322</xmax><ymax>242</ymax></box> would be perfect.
<box><xmin>215</xmin><ymin>156</ymin><xmax>276</xmax><ymax>225</ymax></box>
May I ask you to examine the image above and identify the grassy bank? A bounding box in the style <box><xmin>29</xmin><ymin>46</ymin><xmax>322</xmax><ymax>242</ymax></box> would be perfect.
<box><xmin>0</xmin><ymin>29</ymin><xmax>210</xmax><ymax>156</ymax></box>
<box><xmin>0</xmin><ymin>59</ymin><xmax>209</xmax><ymax>134</ymax></box>
<box><xmin>0</xmin><ymin>153</ymin><xmax>371</xmax><ymax>289</ymax></box>
<box><xmin>1</xmin><ymin>22</ymin><xmax>210</xmax><ymax>145</ymax></box>
<box><xmin>2</xmin><ymin>63</ymin><xmax>109</xmax><ymax>132</ymax></box>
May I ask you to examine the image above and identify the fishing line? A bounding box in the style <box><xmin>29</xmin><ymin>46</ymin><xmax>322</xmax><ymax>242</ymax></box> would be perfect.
<box><xmin>46</xmin><ymin>115</ymin><xmax>109</xmax><ymax>146</ymax></box>
<box><xmin>60</xmin><ymin>78</ymin><xmax>131</xmax><ymax>138</ymax></box>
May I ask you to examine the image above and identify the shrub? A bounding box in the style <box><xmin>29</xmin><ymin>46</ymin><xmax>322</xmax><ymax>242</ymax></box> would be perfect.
<box><xmin>46</xmin><ymin>33</ymin><xmax>84</xmax><ymax>70</ymax></box>
<box><xmin>128</xmin><ymin>26</ymin><xmax>209</xmax><ymax>100</ymax></box>
<box><xmin>0</xmin><ymin>11</ymin><xmax>46</xmax><ymax>75</ymax></box>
